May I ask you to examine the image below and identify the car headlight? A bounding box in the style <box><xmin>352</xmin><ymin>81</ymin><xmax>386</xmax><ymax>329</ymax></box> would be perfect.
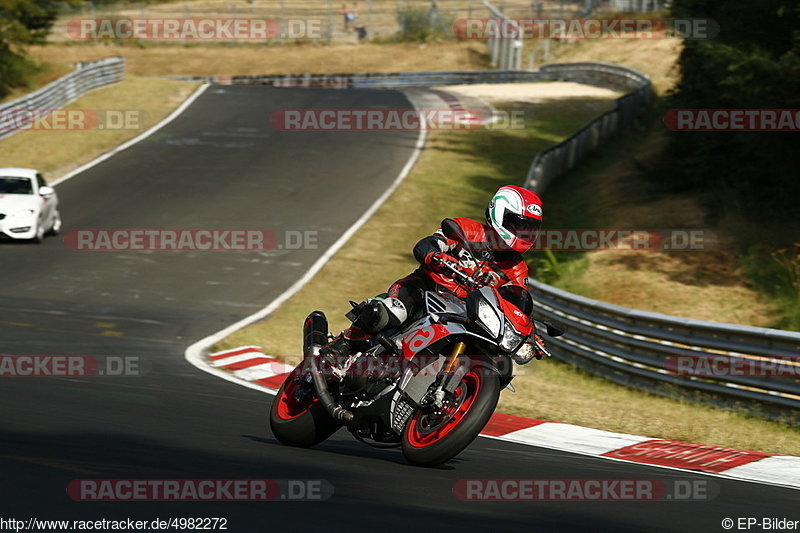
<box><xmin>476</xmin><ymin>298</ymin><xmax>502</xmax><ymax>338</ymax></box>
<box><xmin>499</xmin><ymin>321</ymin><xmax>525</xmax><ymax>352</ymax></box>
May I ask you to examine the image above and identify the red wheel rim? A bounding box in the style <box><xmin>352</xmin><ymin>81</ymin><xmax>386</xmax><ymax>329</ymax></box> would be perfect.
<box><xmin>406</xmin><ymin>370</ymin><xmax>482</xmax><ymax>447</ymax></box>
<box><xmin>275</xmin><ymin>370</ymin><xmax>315</xmax><ymax>420</ymax></box>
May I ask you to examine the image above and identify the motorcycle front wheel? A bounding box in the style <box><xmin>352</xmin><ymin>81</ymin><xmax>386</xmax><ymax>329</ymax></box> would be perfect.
<box><xmin>401</xmin><ymin>364</ymin><xmax>500</xmax><ymax>467</ymax></box>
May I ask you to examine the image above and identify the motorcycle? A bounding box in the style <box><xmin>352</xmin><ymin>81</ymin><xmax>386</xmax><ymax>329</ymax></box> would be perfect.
<box><xmin>269</xmin><ymin>258</ymin><xmax>563</xmax><ymax>467</ymax></box>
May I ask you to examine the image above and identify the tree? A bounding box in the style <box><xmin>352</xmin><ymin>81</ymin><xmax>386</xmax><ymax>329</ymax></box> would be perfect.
<box><xmin>0</xmin><ymin>0</ymin><xmax>58</xmax><ymax>97</ymax></box>
<box><xmin>667</xmin><ymin>0</ymin><xmax>800</xmax><ymax>220</ymax></box>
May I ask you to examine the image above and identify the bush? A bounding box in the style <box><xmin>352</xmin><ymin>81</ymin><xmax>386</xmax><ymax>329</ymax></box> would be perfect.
<box><xmin>396</xmin><ymin>6</ymin><xmax>452</xmax><ymax>42</ymax></box>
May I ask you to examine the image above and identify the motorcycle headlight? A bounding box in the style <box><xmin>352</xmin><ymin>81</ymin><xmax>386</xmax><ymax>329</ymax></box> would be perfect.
<box><xmin>11</xmin><ymin>209</ymin><xmax>35</xmax><ymax>219</ymax></box>
<box><xmin>476</xmin><ymin>298</ymin><xmax>502</xmax><ymax>338</ymax></box>
<box><xmin>499</xmin><ymin>321</ymin><xmax>525</xmax><ymax>353</ymax></box>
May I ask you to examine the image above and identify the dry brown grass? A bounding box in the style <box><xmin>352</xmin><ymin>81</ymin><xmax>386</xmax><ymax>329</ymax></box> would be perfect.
<box><xmin>545</xmin><ymin>127</ymin><xmax>774</xmax><ymax>327</ymax></box>
<box><xmin>543</xmin><ymin>37</ymin><xmax>682</xmax><ymax>94</ymax></box>
<box><xmin>48</xmin><ymin>0</ymin><xmax>540</xmax><ymax>41</ymax></box>
<box><xmin>578</xmin><ymin>251</ymin><xmax>773</xmax><ymax>325</ymax></box>
<box><xmin>29</xmin><ymin>40</ymin><xmax>488</xmax><ymax>78</ymax></box>
<box><xmin>0</xmin><ymin>77</ymin><xmax>198</xmax><ymax>179</ymax></box>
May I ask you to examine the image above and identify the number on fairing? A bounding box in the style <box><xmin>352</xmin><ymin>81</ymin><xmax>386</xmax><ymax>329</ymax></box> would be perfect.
<box><xmin>408</xmin><ymin>326</ymin><xmax>436</xmax><ymax>352</ymax></box>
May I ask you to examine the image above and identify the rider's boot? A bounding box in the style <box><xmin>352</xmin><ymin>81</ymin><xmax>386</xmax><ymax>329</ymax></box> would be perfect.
<box><xmin>320</xmin><ymin>326</ymin><xmax>372</xmax><ymax>357</ymax></box>
<box><xmin>318</xmin><ymin>326</ymin><xmax>371</xmax><ymax>376</ymax></box>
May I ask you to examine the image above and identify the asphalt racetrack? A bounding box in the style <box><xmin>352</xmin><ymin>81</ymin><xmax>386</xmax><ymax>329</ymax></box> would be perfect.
<box><xmin>0</xmin><ymin>86</ymin><xmax>796</xmax><ymax>532</ymax></box>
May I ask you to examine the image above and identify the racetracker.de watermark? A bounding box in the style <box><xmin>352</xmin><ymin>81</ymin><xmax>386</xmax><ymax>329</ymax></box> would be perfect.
<box><xmin>271</xmin><ymin>108</ymin><xmax>525</xmax><ymax>131</ymax></box>
<box><xmin>0</xmin><ymin>355</ymin><xmax>144</xmax><ymax>377</ymax></box>
<box><xmin>301</xmin><ymin>353</ymin><xmax>516</xmax><ymax>379</ymax></box>
<box><xmin>453</xmin><ymin>478</ymin><xmax>717</xmax><ymax>501</ymax></box>
<box><xmin>67</xmin><ymin>479</ymin><xmax>333</xmax><ymax>501</ymax></box>
<box><xmin>663</xmin><ymin>109</ymin><xmax>800</xmax><ymax>131</ymax></box>
<box><xmin>64</xmin><ymin>17</ymin><xmax>322</xmax><ymax>40</ymax></box>
<box><xmin>467</xmin><ymin>229</ymin><xmax>711</xmax><ymax>251</ymax></box>
<box><xmin>665</xmin><ymin>355</ymin><xmax>800</xmax><ymax>378</ymax></box>
<box><xmin>531</xmin><ymin>229</ymin><xmax>710</xmax><ymax>251</ymax></box>
<box><xmin>64</xmin><ymin>229</ymin><xmax>319</xmax><ymax>252</ymax></box>
<box><xmin>0</xmin><ymin>109</ymin><xmax>147</xmax><ymax>132</ymax></box>
<box><xmin>453</xmin><ymin>18</ymin><xmax>718</xmax><ymax>40</ymax></box>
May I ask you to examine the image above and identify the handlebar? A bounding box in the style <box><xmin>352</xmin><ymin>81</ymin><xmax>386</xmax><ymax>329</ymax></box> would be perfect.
<box><xmin>432</xmin><ymin>257</ymin><xmax>483</xmax><ymax>290</ymax></box>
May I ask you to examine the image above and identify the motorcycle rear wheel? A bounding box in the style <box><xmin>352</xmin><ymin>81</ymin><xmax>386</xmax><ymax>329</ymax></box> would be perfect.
<box><xmin>401</xmin><ymin>365</ymin><xmax>500</xmax><ymax>467</ymax></box>
<box><xmin>269</xmin><ymin>366</ymin><xmax>341</xmax><ymax>448</ymax></box>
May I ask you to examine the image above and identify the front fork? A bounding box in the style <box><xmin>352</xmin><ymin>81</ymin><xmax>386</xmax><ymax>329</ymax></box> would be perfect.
<box><xmin>431</xmin><ymin>341</ymin><xmax>468</xmax><ymax>407</ymax></box>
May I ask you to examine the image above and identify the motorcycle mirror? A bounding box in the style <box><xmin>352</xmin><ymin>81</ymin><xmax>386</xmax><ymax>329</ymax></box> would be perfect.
<box><xmin>533</xmin><ymin>317</ymin><xmax>566</xmax><ymax>337</ymax></box>
<box><xmin>546</xmin><ymin>324</ymin><xmax>565</xmax><ymax>337</ymax></box>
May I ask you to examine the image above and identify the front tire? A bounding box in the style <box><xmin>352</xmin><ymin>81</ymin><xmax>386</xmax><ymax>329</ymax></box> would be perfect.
<box><xmin>269</xmin><ymin>366</ymin><xmax>341</xmax><ymax>448</ymax></box>
<box><xmin>401</xmin><ymin>365</ymin><xmax>501</xmax><ymax>467</ymax></box>
<box><xmin>31</xmin><ymin>223</ymin><xmax>45</xmax><ymax>243</ymax></box>
<box><xmin>47</xmin><ymin>210</ymin><xmax>61</xmax><ymax>236</ymax></box>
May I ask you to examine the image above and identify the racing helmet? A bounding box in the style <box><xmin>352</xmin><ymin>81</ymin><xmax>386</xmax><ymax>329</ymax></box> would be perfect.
<box><xmin>485</xmin><ymin>185</ymin><xmax>543</xmax><ymax>253</ymax></box>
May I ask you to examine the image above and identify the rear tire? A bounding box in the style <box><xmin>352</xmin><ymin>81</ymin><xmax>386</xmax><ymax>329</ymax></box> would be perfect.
<box><xmin>269</xmin><ymin>366</ymin><xmax>341</xmax><ymax>448</ymax></box>
<box><xmin>401</xmin><ymin>365</ymin><xmax>501</xmax><ymax>467</ymax></box>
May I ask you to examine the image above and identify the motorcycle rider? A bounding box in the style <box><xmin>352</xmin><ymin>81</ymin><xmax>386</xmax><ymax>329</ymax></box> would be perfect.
<box><xmin>321</xmin><ymin>185</ymin><xmax>548</xmax><ymax>360</ymax></box>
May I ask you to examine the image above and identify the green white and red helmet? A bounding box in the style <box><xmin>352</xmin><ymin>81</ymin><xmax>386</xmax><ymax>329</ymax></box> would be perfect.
<box><xmin>485</xmin><ymin>185</ymin><xmax>543</xmax><ymax>253</ymax></box>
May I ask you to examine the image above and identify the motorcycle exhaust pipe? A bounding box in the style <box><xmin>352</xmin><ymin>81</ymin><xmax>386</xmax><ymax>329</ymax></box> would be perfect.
<box><xmin>303</xmin><ymin>311</ymin><xmax>354</xmax><ymax>424</ymax></box>
<box><xmin>303</xmin><ymin>310</ymin><xmax>329</xmax><ymax>356</ymax></box>
<box><xmin>307</xmin><ymin>355</ymin><xmax>354</xmax><ymax>424</ymax></box>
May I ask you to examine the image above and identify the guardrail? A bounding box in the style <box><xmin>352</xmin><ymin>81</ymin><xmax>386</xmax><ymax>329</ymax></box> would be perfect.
<box><xmin>529</xmin><ymin>279</ymin><xmax>800</xmax><ymax>418</ymax></box>
<box><xmin>524</xmin><ymin>61</ymin><xmax>652</xmax><ymax>191</ymax></box>
<box><xmin>168</xmin><ymin>69</ymin><xmax>547</xmax><ymax>88</ymax></box>
<box><xmin>483</xmin><ymin>0</ymin><xmax>523</xmax><ymax>70</ymax></box>
<box><xmin>0</xmin><ymin>57</ymin><xmax>125</xmax><ymax>141</ymax></box>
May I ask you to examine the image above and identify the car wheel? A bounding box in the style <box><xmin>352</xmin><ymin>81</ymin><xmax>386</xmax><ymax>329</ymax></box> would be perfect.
<box><xmin>47</xmin><ymin>210</ymin><xmax>61</xmax><ymax>236</ymax></box>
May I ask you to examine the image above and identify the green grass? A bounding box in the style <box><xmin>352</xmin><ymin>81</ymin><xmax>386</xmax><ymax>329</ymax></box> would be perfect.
<box><xmin>741</xmin><ymin>243</ymin><xmax>800</xmax><ymax>331</ymax></box>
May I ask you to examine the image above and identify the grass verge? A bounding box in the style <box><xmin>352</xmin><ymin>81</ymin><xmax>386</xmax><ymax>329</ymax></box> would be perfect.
<box><xmin>0</xmin><ymin>77</ymin><xmax>199</xmax><ymax>180</ymax></box>
<box><xmin>214</xmin><ymin>93</ymin><xmax>799</xmax><ymax>455</ymax></box>
<box><xmin>539</xmin><ymin>38</ymin><xmax>682</xmax><ymax>95</ymax></box>
<box><xmin>29</xmin><ymin>41</ymin><xmax>488</xmax><ymax>78</ymax></box>
<box><xmin>531</xmin><ymin>120</ymin><xmax>775</xmax><ymax>327</ymax></box>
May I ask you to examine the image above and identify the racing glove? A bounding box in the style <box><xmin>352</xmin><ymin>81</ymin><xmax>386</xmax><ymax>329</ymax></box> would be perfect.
<box><xmin>424</xmin><ymin>251</ymin><xmax>459</xmax><ymax>273</ymax></box>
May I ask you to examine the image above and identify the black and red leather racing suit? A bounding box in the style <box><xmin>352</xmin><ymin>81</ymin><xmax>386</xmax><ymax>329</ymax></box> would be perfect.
<box><xmin>330</xmin><ymin>217</ymin><xmax>530</xmax><ymax>350</ymax></box>
<box><xmin>389</xmin><ymin>216</ymin><xmax>529</xmax><ymax>324</ymax></box>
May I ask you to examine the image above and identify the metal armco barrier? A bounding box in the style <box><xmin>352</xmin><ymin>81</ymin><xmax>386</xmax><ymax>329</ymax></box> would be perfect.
<box><xmin>524</xmin><ymin>62</ymin><xmax>652</xmax><ymax>192</ymax></box>
<box><xmin>483</xmin><ymin>0</ymin><xmax>523</xmax><ymax>70</ymax></box>
<box><xmin>169</xmin><ymin>69</ymin><xmax>547</xmax><ymax>88</ymax></box>
<box><xmin>529</xmin><ymin>280</ymin><xmax>800</xmax><ymax>417</ymax></box>
<box><xmin>0</xmin><ymin>57</ymin><xmax>125</xmax><ymax>141</ymax></box>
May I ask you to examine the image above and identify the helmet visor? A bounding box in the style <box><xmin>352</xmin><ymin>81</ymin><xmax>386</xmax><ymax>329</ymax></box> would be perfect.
<box><xmin>502</xmin><ymin>211</ymin><xmax>541</xmax><ymax>243</ymax></box>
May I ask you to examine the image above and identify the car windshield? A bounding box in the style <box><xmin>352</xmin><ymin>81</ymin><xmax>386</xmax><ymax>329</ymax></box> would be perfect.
<box><xmin>0</xmin><ymin>176</ymin><xmax>34</xmax><ymax>195</ymax></box>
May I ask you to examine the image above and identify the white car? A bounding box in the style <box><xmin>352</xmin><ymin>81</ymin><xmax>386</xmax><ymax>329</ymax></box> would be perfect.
<box><xmin>0</xmin><ymin>168</ymin><xmax>61</xmax><ymax>242</ymax></box>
